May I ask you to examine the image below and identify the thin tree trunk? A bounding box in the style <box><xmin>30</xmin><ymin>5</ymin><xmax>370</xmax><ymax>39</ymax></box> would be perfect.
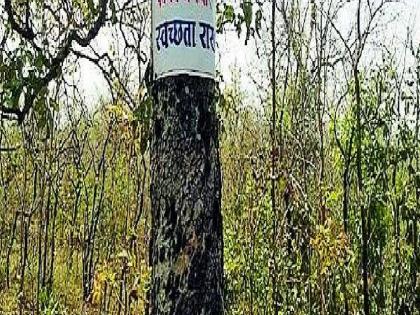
<box><xmin>149</xmin><ymin>75</ymin><xmax>224</xmax><ymax>315</ymax></box>
<box><xmin>414</xmin><ymin>64</ymin><xmax>420</xmax><ymax>313</ymax></box>
<box><xmin>271</xmin><ymin>0</ymin><xmax>278</xmax><ymax>313</ymax></box>
<box><xmin>354</xmin><ymin>64</ymin><xmax>370</xmax><ymax>315</ymax></box>
<box><xmin>355</xmin><ymin>2</ymin><xmax>369</xmax><ymax>314</ymax></box>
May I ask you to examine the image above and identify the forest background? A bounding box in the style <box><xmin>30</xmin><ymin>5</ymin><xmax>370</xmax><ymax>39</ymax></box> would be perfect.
<box><xmin>0</xmin><ymin>0</ymin><xmax>419</xmax><ymax>314</ymax></box>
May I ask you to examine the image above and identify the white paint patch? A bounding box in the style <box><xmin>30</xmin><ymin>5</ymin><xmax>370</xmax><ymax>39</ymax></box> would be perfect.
<box><xmin>152</xmin><ymin>0</ymin><xmax>216</xmax><ymax>79</ymax></box>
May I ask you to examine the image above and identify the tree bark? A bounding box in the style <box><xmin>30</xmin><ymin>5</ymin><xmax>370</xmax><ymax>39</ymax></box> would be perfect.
<box><xmin>149</xmin><ymin>75</ymin><xmax>224</xmax><ymax>315</ymax></box>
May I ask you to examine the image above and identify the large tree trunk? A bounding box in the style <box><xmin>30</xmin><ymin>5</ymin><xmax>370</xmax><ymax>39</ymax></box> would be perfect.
<box><xmin>149</xmin><ymin>75</ymin><xmax>224</xmax><ymax>315</ymax></box>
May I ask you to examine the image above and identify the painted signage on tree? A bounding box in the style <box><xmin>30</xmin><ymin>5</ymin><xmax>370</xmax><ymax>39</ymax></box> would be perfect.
<box><xmin>152</xmin><ymin>0</ymin><xmax>216</xmax><ymax>79</ymax></box>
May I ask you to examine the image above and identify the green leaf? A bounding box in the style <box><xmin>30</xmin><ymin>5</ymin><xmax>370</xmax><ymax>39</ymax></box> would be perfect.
<box><xmin>217</xmin><ymin>4</ymin><xmax>235</xmax><ymax>33</ymax></box>
<box><xmin>255</xmin><ymin>9</ymin><xmax>262</xmax><ymax>37</ymax></box>
<box><xmin>110</xmin><ymin>0</ymin><xmax>117</xmax><ymax>25</ymax></box>
<box><xmin>242</xmin><ymin>2</ymin><xmax>253</xmax><ymax>43</ymax></box>
<box><xmin>242</xmin><ymin>2</ymin><xmax>253</xmax><ymax>29</ymax></box>
<box><xmin>224</xmin><ymin>5</ymin><xmax>235</xmax><ymax>23</ymax></box>
<box><xmin>87</xmin><ymin>0</ymin><xmax>96</xmax><ymax>15</ymax></box>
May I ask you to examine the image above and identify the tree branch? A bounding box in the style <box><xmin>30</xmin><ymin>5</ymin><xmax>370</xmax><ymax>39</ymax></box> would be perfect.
<box><xmin>4</xmin><ymin>0</ymin><xmax>36</xmax><ymax>40</ymax></box>
<box><xmin>1</xmin><ymin>0</ymin><xmax>110</xmax><ymax>122</ymax></box>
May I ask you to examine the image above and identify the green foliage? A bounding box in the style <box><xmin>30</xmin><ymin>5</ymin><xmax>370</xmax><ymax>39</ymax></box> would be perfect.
<box><xmin>0</xmin><ymin>1</ymin><xmax>419</xmax><ymax>314</ymax></box>
<box><xmin>217</xmin><ymin>2</ymin><xmax>262</xmax><ymax>43</ymax></box>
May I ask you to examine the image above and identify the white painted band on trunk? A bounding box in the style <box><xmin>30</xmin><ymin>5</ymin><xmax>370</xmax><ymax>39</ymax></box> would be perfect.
<box><xmin>152</xmin><ymin>0</ymin><xmax>216</xmax><ymax>80</ymax></box>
